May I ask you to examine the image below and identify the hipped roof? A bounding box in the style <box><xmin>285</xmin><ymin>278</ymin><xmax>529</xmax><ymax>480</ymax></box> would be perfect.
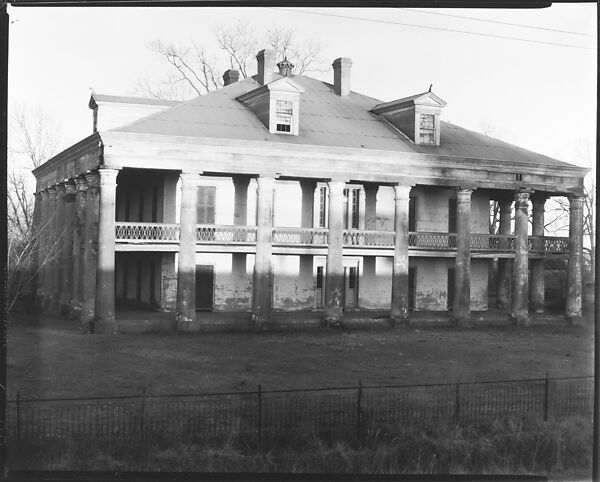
<box><xmin>113</xmin><ymin>74</ymin><xmax>573</xmax><ymax>168</ymax></box>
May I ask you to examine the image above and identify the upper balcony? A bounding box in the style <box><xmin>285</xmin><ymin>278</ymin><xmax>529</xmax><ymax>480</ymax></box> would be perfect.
<box><xmin>114</xmin><ymin>222</ymin><xmax>570</xmax><ymax>258</ymax></box>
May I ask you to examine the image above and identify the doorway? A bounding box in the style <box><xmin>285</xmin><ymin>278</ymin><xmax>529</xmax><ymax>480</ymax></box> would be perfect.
<box><xmin>195</xmin><ymin>265</ymin><xmax>214</xmax><ymax>311</ymax></box>
<box><xmin>447</xmin><ymin>267</ymin><xmax>455</xmax><ymax>310</ymax></box>
<box><xmin>408</xmin><ymin>267</ymin><xmax>416</xmax><ymax>310</ymax></box>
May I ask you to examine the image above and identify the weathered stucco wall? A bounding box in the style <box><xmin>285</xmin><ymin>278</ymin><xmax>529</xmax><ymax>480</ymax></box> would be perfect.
<box><xmin>272</xmin><ymin>255</ymin><xmax>316</xmax><ymax>310</ymax></box>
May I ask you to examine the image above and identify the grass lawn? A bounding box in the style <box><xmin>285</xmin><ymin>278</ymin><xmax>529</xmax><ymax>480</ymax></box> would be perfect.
<box><xmin>7</xmin><ymin>309</ymin><xmax>594</xmax><ymax>400</ymax></box>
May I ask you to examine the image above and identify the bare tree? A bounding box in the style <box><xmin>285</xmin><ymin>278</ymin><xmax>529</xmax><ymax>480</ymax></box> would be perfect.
<box><xmin>133</xmin><ymin>23</ymin><xmax>325</xmax><ymax>101</ymax></box>
<box><xmin>7</xmin><ymin>104</ymin><xmax>62</xmax><ymax>311</ymax></box>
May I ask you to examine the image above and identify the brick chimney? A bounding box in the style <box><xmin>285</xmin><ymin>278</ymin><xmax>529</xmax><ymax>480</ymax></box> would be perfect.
<box><xmin>223</xmin><ymin>69</ymin><xmax>240</xmax><ymax>86</ymax></box>
<box><xmin>256</xmin><ymin>49</ymin><xmax>276</xmax><ymax>85</ymax></box>
<box><xmin>332</xmin><ymin>57</ymin><xmax>352</xmax><ymax>96</ymax></box>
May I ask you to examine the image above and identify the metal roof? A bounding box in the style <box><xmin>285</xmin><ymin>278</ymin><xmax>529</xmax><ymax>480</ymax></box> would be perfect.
<box><xmin>113</xmin><ymin>75</ymin><xmax>574</xmax><ymax>168</ymax></box>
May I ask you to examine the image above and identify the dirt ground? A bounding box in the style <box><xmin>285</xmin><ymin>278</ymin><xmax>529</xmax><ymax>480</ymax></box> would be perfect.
<box><xmin>7</xmin><ymin>309</ymin><xmax>594</xmax><ymax>400</ymax></box>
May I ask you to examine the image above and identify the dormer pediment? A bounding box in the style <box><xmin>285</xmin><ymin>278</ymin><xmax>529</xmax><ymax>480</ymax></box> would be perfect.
<box><xmin>371</xmin><ymin>89</ymin><xmax>446</xmax><ymax>146</ymax></box>
<box><xmin>237</xmin><ymin>77</ymin><xmax>304</xmax><ymax>135</ymax></box>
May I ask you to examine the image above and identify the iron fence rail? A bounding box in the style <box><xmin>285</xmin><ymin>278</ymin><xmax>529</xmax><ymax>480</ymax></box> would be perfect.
<box><xmin>6</xmin><ymin>376</ymin><xmax>593</xmax><ymax>442</ymax></box>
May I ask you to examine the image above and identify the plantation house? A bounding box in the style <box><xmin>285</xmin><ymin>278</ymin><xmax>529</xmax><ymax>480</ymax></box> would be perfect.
<box><xmin>32</xmin><ymin>49</ymin><xmax>588</xmax><ymax>334</ymax></box>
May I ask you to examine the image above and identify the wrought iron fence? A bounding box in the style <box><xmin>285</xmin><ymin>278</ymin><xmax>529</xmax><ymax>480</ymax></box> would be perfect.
<box><xmin>409</xmin><ymin>232</ymin><xmax>458</xmax><ymax>249</ymax></box>
<box><xmin>6</xmin><ymin>375</ymin><xmax>592</xmax><ymax>444</ymax></box>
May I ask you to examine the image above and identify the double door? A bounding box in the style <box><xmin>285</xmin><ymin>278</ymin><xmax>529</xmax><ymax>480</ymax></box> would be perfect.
<box><xmin>316</xmin><ymin>260</ymin><xmax>359</xmax><ymax>309</ymax></box>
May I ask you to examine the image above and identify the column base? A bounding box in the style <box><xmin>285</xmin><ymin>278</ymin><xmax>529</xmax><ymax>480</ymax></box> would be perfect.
<box><xmin>510</xmin><ymin>311</ymin><xmax>530</xmax><ymax>327</ymax></box>
<box><xmin>94</xmin><ymin>318</ymin><xmax>117</xmax><ymax>335</ymax></box>
<box><xmin>325</xmin><ymin>306</ymin><xmax>344</xmax><ymax>328</ymax></box>
<box><xmin>176</xmin><ymin>312</ymin><xmax>197</xmax><ymax>332</ymax></box>
<box><xmin>453</xmin><ymin>314</ymin><xmax>472</xmax><ymax>328</ymax></box>
<box><xmin>565</xmin><ymin>314</ymin><xmax>584</xmax><ymax>326</ymax></box>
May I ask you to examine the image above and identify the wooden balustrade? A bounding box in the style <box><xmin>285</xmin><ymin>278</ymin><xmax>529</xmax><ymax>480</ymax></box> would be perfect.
<box><xmin>272</xmin><ymin>227</ymin><xmax>328</xmax><ymax>246</ymax></box>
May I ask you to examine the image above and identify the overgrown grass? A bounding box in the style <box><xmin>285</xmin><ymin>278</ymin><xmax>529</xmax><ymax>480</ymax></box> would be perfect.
<box><xmin>9</xmin><ymin>415</ymin><xmax>592</xmax><ymax>480</ymax></box>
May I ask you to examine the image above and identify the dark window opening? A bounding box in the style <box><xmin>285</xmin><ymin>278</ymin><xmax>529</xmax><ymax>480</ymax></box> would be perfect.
<box><xmin>275</xmin><ymin>99</ymin><xmax>293</xmax><ymax>133</ymax></box>
<box><xmin>516</xmin><ymin>173</ymin><xmax>523</xmax><ymax>181</ymax></box>
<box><xmin>409</xmin><ymin>196</ymin><xmax>416</xmax><ymax>231</ymax></box>
<box><xmin>125</xmin><ymin>191</ymin><xmax>131</xmax><ymax>222</ymax></box>
<box><xmin>316</xmin><ymin>266</ymin><xmax>323</xmax><ymax>289</ymax></box>
<box><xmin>138</xmin><ymin>188</ymin><xmax>145</xmax><ymax>222</ymax></box>
<box><xmin>348</xmin><ymin>266</ymin><xmax>357</xmax><ymax>289</ymax></box>
<box><xmin>276</xmin><ymin>124</ymin><xmax>291</xmax><ymax>132</ymax></box>
<box><xmin>447</xmin><ymin>267</ymin><xmax>455</xmax><ymax>310</ymax></box>
<box><xmin>408</xmin><ymin>267</ymin><xmax>416</xmax><ymax>310</ymax></box>
<box><xmin>448</xmin><ymin>198</ymin><xmax>457</xmax><ymax>233</ymax></box>
<box><xmin>151</xmin><ymin>185</ymin><xmax>158</xmax><ymax>223</ymax></box>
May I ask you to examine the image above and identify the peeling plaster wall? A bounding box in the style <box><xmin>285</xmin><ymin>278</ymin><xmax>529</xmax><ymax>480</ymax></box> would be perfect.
<box><xmin>195</xmin><ymin>252</ymin><xmax>253</xmax><ymax>311</ymax></box>
<box><xmin>413</xmin><ymin>257</ymin><xmax>451</xmax><ymax>311</ymax></box>
<box><xmin>359</xmin><ymin>256</ymin><xmax>392</xmax><ymax>309</ymax></box>
<box><xmin>413</xmin><ymin>187</ymin><xmax>453</xmax><ymax>232</ymax></box>
<box><xmin>274</xmin><ymin>181</ymin><xmax>302</xmax><ymax>227</ymax></box>
<box><xmin>272</xmin><ymin>255</ymin><xmax>316</xmax><ymax>310</ymax></box>
<box><xmin>470</xmin><ymin>259</ymin><xmax>489</xmax><ymax>310</ymax></box>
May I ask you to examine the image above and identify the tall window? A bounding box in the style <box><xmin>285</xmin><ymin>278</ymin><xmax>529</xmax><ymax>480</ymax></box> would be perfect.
<box><xmin>275</xmin><ymin>100</ymin><xmax>292</xmax><ymax>133</ymax></box>
<box><xmin>419</xmin><ymin>113</ymin><xmax>436</xmax><ymax>145</ymax></box>
<box><xmin>343</xmin><ymin>188</ymin><xmax>360</xmax><ymax>229</ymax></box>
<box><xmin>318</xmin><ymin>186</ymin><xmax>327</xmax><ymax>228</ymax></box>
<box><xmin>197</xmin><ymin>186</ymin><xmax>216</xmax><ymax>224</ymax></box>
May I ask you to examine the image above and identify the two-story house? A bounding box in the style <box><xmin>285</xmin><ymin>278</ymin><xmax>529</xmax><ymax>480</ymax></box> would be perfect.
<box><xmin>31</xmin><ymin>49</ymin><xmax>588</xmax><ymax>334</ymax></box>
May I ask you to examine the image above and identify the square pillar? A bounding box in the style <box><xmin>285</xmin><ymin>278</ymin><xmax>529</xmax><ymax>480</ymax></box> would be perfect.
<box><xmin>453</xmin><ymin>188</ymin><xmax>472</xmax><ymax>326</ymax></box>
<box><xmin>95</xmin><ymin>167</ymin><xmax>120</xmax><ymax>335</ymax></box>
<box><xmin>511</xmin><ymin>191</ymin><xmax>530</xmax><ymax>326</ymax></box>
<box><xmin>252</xmin><ymin>176</ymin><xmax>275</xmax><ymax>325</ymax></box>
<box><xmin>566</xmin><ymin>195</ymin><xmax>584</xmax><ymax>322</ymax></box>
<box><xmin>233</xmin><ymin>175</ymin><xmax>251</xmax><ymax>300</ymax></box>
<box><xmin>176</xmin><ymin>172</ymin><xmax>200</xmax><ymax>328</ymax></box>
<box><xmin>71</xmin><ymin>177</ymin><xmax>87</xmax><ymax>316</ymax></box>
<box><xmin>325</xmin><ymin>180</ymin><xmax>345</xmax><ymax>325</ymax></box>
<box><xmin>81</xmin><ymin>172</ymin><xmax>100</xmax><ymax>331</ymax></box>
<box><xmin>391</xmin><ymin>184</ymin><xmax>411</xmax><ymax>323</ymax></box>
<box><xmin>496</xmin><ymin>196</ymin><xmax>512</xmax><ymax>310</ymax></box>
<box><xmin>530</xmin><ymin>193</ymin><xmax>547</xmax><ymax>313</ymax></box>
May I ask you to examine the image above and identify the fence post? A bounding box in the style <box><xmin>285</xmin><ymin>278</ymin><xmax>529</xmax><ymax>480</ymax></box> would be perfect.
<box><xmin>356</xmin><ymin>379</ymin><xmax>362</xmax><ymax>442</ymax></box>
<box><xmin>544</xmin><ymin>372</ymin><xmax>549</xmax><ymax>422</ymax></box>
<box><xmin>454</xmin><ymin>382</ymin><xmax>460</xmax><ymax>424</ymax></box>
<box><xmin>257</xmin><ymin>384</ymin><xmax>262</xmax><ymax>448</ymax></box>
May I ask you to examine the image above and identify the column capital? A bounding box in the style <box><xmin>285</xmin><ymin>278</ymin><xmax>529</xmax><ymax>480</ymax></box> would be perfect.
<box><xmin>456</xmin><ymin>188</ymin><xmax>473</xmax><ymax>203</ymax></box>
<box><xmin>257</xmin><ymin>175</ymin><xmax>275</xmax><ymax>190</ymax></box>
<box><xmin>74</xmin><ymin>176</ymin><xmax>88</xmax><ymax>191</ymax></box>
<box><xmin>514</xmin><ymin>190</ymin><xmax>530</xmax><ymax>206</ymax></box>
<box><xmin>64</xmin><ymin>180</ymin><xmax>77</xmax><ymax>196</ymax></box>
<box><xmin>98</xmin><ymin>167</ymin><xmax>120</xmax><ymax>185</ymax></box>
<box><xmin>84</xmin><ymin>171</ymin><xmax>100</xmax><ymax>190</ymax></box>
<box><xmin>56</xmin><ymin>183</ymin><xmax>67</xmax><ymax>195</ymax></box>
<box><xmin>531</xmin><ymin>191</ymin><xmax>549</xmax><ymax>203</ymax></box>
<box><xmin>568</xmin><ymin>194</ymin><xmax>585</xmax><ymax>208</ymax></box>
<box><xmin>327</xmin><ymin>180</ymin><xmax>346</xmax><ymax>196</ymax></box>
<box><xmin>393</xmin><ymin>184</ymin><xmax>411</xmax><ymax>201</ymax></box>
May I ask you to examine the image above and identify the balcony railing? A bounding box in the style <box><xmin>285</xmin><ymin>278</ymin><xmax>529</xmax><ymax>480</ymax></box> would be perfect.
<box><xmin>196</xmin><ymin>224</ymin><xmax>257</xmax><ymax>244</ymax></box>
<box><xmin>343</xmin><ymin>230</ymin><xmax>395</xmax><ymax>247</ymax></box>
<box><xmin>273</xmin><ymin>227</ymin><xmax>328</xmax><ymax>246</ymax></box>
<box><xmin>115</xmin><ymin>222</ymin><xmax>180</xmax><ymax>243</ymax></box>
<box><xmin>115</xmin><ymin>222</ymin><xmax>570</xmax><ymax>255</ymax></box>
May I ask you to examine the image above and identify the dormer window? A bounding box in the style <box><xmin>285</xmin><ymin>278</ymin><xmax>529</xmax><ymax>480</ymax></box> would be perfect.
<box><xmin>276</xmin><ymin>100</ymin><xmax>293</xmax><ymax>133</ymax></box>
<box><xmin>419</xmin><ymin>113</ymin><xmax>436</xmax><ymax>145</ymax></box>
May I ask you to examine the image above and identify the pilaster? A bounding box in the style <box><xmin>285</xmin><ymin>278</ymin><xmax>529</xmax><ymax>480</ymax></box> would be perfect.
<box><xmin>390</xmin><ymin>184</ymin><xmax>411</xmax><ymax>323</ymax></box>
<box><xmin>511</xmin><ymin>190</ymin><xmax>530</xmax><ymax>326</ymax></box>
<box><xmin>453</xmin><ymin>188</ymin><xmax>472</xmax><ymax>326</ymax></box>
<box><xmin>51</xmin><ymin>184</ymin><xmax>66</xmax><ymax>312</ymax></box>
<box><xmin>81</xmin><ymin>172</ymin><xmax>99</xmax><ymax>332</ymax></box>
<box><xmin>71</xmin><ymin>177</ymin><xmax>87</xmax><ymax>316</ymax></box>
<box><xmin>60</xmin><ymin>181</ymin><xmax>76</xmax><ymax>313</ymax></box>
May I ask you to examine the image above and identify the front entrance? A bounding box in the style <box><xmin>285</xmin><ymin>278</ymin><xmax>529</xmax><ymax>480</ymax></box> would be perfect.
<box><xmin>315</xmin><ymin>259</ymin><xmax>360</xmax><ymax>309</ymax></box>
<box><xmin>408</xmin><ymin>267</ymin><xmax>416</xmax><ymax>310</ymax></box>
<box><xmin>447</xmin><ymin>267</ymin><xmax>455</xmax><ymax>310</ymax></box>
<box><xmin>195</xmin><ymin>265</ymin><xmax>214</xmax><ymax>311</ymax></box>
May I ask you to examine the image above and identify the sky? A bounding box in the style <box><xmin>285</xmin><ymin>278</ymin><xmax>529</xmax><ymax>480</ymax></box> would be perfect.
<box><xmin>7</xmin><ymin>4</ymin><xmax>597</xmax><ymax>172</ymax></box>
